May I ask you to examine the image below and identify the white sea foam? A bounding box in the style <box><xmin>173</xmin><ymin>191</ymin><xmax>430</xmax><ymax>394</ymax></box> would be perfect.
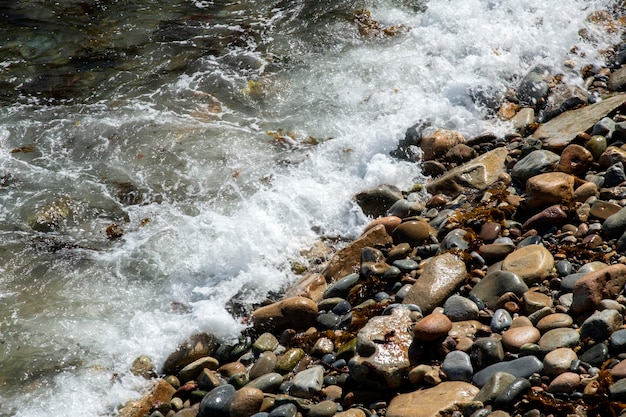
<box><xmin>0</xmin><ymin>0</ymin><xmax>620</xmax><ymax>415</ymax></box>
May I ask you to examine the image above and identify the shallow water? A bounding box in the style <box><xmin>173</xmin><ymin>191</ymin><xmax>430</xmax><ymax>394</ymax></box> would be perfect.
<box><xmin>0</xmin><ymin>0</ymin><xmax>620</xmax><ymax>415</ymax></box>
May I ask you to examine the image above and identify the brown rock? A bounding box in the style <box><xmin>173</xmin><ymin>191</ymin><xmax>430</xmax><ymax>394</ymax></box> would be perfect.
<box><xmin>501</xmin><ymin>326</ymin><xmax>541</xmax><ymax>352</ymax></box>
<box><xmin>426</xmin><ymin>147</ymin><xmax>509</xmax><ymax>197</ymax></box>
<box><xmin>610</xmin><ymin>360</ymin><xmax>626</xmax><ymax>380</ymax></box>
<box><xmin>229</xmin><ymin>387</ymin><xmax>264</xmax><ymax>417</ymax></box>
<box><xmin>536</xmin><ymin>313</ymin><xmax>574</xmax><ymax>333</ymax></box>
<box><xmin>218</xmin><ymin>361</ymin><xmax>246</xmax><ymax>378</ymax></box>
<box><xmin>525</xmin><ymin>172</ymin><xmax>575</xmax><ymax>209</ymax></box>
<box><xmin>523</xmin><ymin>291</ymin><xmax>553</xmax><ymax>314</ymax></box>
<box><xmin>363</xmin><ymin>215</ymin><xmax>402</xmax><ymax>235</ymax></box>
<box><xmin>590</xmin><ymin>200</ymin><xmax>622</xmax><ymax>220</ymax></box>
<box><xmin>522</xmin><ymin>204</ymin><xmax>568</xmax><ymax>230</ymax></box>
<box><xmin>532</xmin><ymin>94</ymin><xmax>626</xmax><ymax>152</ymax></box>
<box><xmin>178</xmin><ymin>356</ymin><xmax>219</xmax><ymax>383</ymax></box>
<box><xmin>284</xmin><ymin>273</ymin><xmax>327</xmax><ymax>303</ymax></box>
<box><xmin>599</xmin><ymin>146</ymin><xmax>626</xmax><ymax>169</ymax></box>
<box><xmin>543</xmin><ymin>348</ymin><xmax>578</xmax><ymax>377</ymax></box>
<box><xmin>251</xmin><ymin>296</ymin><xmax>318</xmax><ymax>332</ymax></box>
<box><xmin>571</xmin><ymin>264</ymin><xmax>626</xmax><ymax>315</ymax></box>
<box><xmin>573</xmin><ymin>181</ymin><xmax>598</xmax><ymax>202</ymax></box>
<box><xmin>558</xmin><ymin>144</ymin><xmax>593</xmax><ymax>176</ymax></box>
<box><xmin>386</xmin><ymin>381</ymin><xmax>479</xmax><ymax>417</ymax></box>
<box><xmin>501</xmin><ymin>244</ymin><xmax>554</xmax><ymax>286</ymax></box>
<box><xmin>403</xmin><ymin>252</ymin><xmax>467</xmax><ymax>313</ymax></box>
<box><xmin>392</xmin><ymin>219</ymin><xmax>433</xmax><ymax>246</ymax></box>
<box><xmin>162</xmin><ymin>333</ymin><xmax>219</xmax><ymax>375</ymax></box>
<box><xmin>414</xmin><ymin>313</ymin><xmax>453</xmax><ymax>342</ymax></box>
<box><xmin>118</xmin><ymin>379</ymin><xmax>176</xmax><ymax>417</ymax></box>
<box><xmin>547</xmin><ymin>372</ymin><xmax>581</xmax><ymax>394</ymax></box>
<box><xmin>480</xmin><ymin>221</ymin><xmax>501</xmax><ymax>242</ymax></box>
<box><xmin>444</xmin><ymin>143</ymin><xmax>477</xmax><ymax>163</ymax></box>
<box><xmin>420</xmin><ymin>129</ymin><xmax>466</xmax><ymax>161</ymax></box>
<box><xmin>323</xmin><ymin>224</ymin><xmax>392</xmax><ymax>282</ymax></box>
<box><xmin>478</xmin><ymin>243</ymin><xmax>515</xmax><ymax>261</ymax></box>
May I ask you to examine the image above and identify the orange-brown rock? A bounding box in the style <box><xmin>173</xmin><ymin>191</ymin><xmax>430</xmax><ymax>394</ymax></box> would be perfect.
<box><xmin>413</xmin><ymin>313</ymin><xmax>453</xmax><ymax>342</ymax></box>
<box><xmin>363</xmin><ymin>215</ymin><xmax>402</xmax><ymax>235</ymax></box>
<box><xmin>420</xmin><ymin>129</ymin><xmax>466</xmax><ymax>161</ymax></box>
<box><xmin>558</xmin><ymin>144</ymin><xmax>593</xmax><ymax>177</ymax></box>
<box><xmin>392</xmin><ymin>219</ymin><xmax>433</xmax><ymax>246</ymax></box>
<box><xmin>118</xmin><ymin>379</ymin><xmax>176</xmax><ymax>417</ymax></box>
<box><xmin>229</xmin><ymin>387</ymin><xmax>264</xmax><ymax>417</ymax></box>
<box><xmin>525</xmin><ymin>172</ymin><xmax>575</xmax><ymax>209</ymax></box>
<box><xmin>323</xmin><ymin>224</ymin><xmax>392</xmax><ymax>282</ymax></box>
<box><xmin>251</xmin><ymin>296</ymin><xmax>318</xmax><ymax>332</ymax></box>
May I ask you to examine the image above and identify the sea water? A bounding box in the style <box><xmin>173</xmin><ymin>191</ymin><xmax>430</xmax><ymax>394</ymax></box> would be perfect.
<box><xmin>0</xmin><ymin>0</ymin><xmax>619</xmax><ymax>415</ymax></box>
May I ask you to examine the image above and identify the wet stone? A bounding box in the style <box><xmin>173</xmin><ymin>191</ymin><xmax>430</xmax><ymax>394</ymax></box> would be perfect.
<box><xmin>490</xmin><ymin>309</ymin><xmax>513</xmax><ymax>333</ymax></box>
<box><xmin>586</xmin><ymin>135</ymin><xmax>608</xmax><ymax>161</ymax></box>
<box><xmin>275</xmin><ymin>348</ymin><xmax>305</xmax><ymax>374</ymax></box>
<box><xmin>523</xmin><ymin>291</ymin><xmax>553</xmax><ymax>314</ymax></box>
<box><xmin>511</xmin><ymin>150</ymin><xmax>560</xmax><ymax>183</ymax></box>
<box><xmin>246</xmin><ymin>372</ymin><xmax>283</xmax><ymax>393</ymax></box>
<box><xmin>560</xmin><ymin>272</ymin><xmax>586</xmax><ymax>293</ymax></box>
<box><xmin>480</xmin><ymin>222</ymin><xmax>502</xmax><ymax>242</ymax></box>
<box><xmin>525</xmin><ymin>172</ymin><xmax>575</xmax><ymax>209</ymax></box>
<box><xmin>249</xmin><ymin>352</ymin><xmax>277</xmax><ymax>381</ymax></box>
<box><xmin>493</xmin><ymin>377</ymin><xmax>531</xmax><ymax>410</ymax></box>
<box><xmin>610</xmin><ymin>329</ymin><xmax>626</xmax><ymax>352</ymax></box>
<box><xmin>469</xmin><ymin>270</ymin><xmax>529</xmax><ymax>309</ymax></box>
<box><xmin>538</xmin><ymin>328</ymin><xmax>580</xmax><ymax>351</ymax></box>
<box><xmin>392</xmin><ymin>259</ymin><xmax>420</xmax><ymax>272</ymax></box>
<box><xmin>268</xmin><ymin>403</ymin><xmax>298</xmax><ymax>417</ymax></box>
<box><xmin>442</xmin><ymin>350</ymin><xmax>473</xmax><ymax>382</ymax></box>
<box><xmin>579</xmin><ymin>343</ymin><xmax>609</xmax><ymax>367</ymax></box>
<box><xmin>324</xmin><ymin>274</ymin><xmax>359</xmax><ymax>299</ymax></box>
<box><xmin>414</xmin><ymin>313</ymin><xmax>453</xmax><ymax>342</ymax></box>
<box><xmin>571</xmin><ymin>264</ymin><xmax>626</xmax><ymax>315</ymax></box>
<box><xmin>198</xmin><ymin>384</ymin><xmax>236</xmax><ymax>417</ymax></box>
<box><xmin>471</xmin><ymin>337</ymin><xmax>505</xmax><ymax>370</ymax></box>
<box><xmin>556</xmin><ymin>260</ymin><xmax>572</xmax><ymax>277</ymax></box>
<box><xmin>558</xmin><ymin>144</ymin><xmax>593</xmax><ymax>177</ymax></box>
<box><xmin>253</xmin><ymin>333</ymin><xmax>280</xmax><ymax>354</ymax></box>
<box><xmin>308</xmin><ymin>400</ymin><xmax>338</xmax><ymax>417</ymax></box>
<box><xmin>291</xmin><ymin>365</ymin><xmax>324</xmax><ymax>399</ymax></box>
<box><xmin>387</xmin><ymin>381</ymin><xmax>479</xmax><ymax>417</ymax></box>
<box><xmin>392</xmin><ymin>220</ymin><xmax>433</xmax><ymax>246</ymax></box>
<box><xmin>473</xmin><ymin>371</ymin><xmax>517</xmax><ymax>405</ymax></box>
<box><xmin>230</xmin><ymin>387</ymin><xmax>264</xmax><ymax>417</ymax></box>
<box><xmin>439</xmin><ymin>228</ymin><xmax>469</xmax><ymax>251</ymax></box>
<box><xmin>605</xmin><ymin>162</ymin><xmax>626</xmax><ymax>187</ymax></box>
<box><xmin>403</xmin><ymin>252</ymin><xmax>467</xmax><ymax>313</ymax></box>
<box><xmin>472</xmin><ymin>355</ymin><xmax>543</xmax><ymax>388</ymax></box>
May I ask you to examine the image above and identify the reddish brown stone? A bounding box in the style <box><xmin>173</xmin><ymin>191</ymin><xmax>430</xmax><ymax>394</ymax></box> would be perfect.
<box><xmin>558</xmin><ymin>144</ymin><xmax>593</xmax><ymax>177</ymax></box>
<box><xmin>414</xmin><ymin>313</ymin><xmax>453</xmax><ymax>342</ymax></box>
<box><xmin>571</xmin><ymin>264</ymin><xmax>626</xmax><ymax>315</ymax></box>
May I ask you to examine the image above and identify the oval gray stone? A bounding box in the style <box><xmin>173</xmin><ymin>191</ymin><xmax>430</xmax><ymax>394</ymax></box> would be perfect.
<box><xmin>442</xmin><ymin>350</ymin><xmax>473</xmax><ymax>382</ymax></box>
<box><xmin>472</xmin><ymin>356</ymin><xmax>543</xmax><ymax>388</ymax></box>
<box><xmin>538</xmin><ymin>328</ymin><xmax>580</xmax><ymax>351</ymax></box>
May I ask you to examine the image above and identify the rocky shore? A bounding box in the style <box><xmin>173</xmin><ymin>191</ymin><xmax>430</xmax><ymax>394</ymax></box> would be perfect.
<box><xmin>118</xmin><ymin>10</ymin><xmax>626</xmax><ymax>417</ymax></box>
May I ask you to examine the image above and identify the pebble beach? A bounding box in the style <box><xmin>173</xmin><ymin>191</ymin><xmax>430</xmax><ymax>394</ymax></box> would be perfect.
<box><xmin>116</xmin><ymin>8</ymin><xmax>626</xmax><ymax>417</ymax></box>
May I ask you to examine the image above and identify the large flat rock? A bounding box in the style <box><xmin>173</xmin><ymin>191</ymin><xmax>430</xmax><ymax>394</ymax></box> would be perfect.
<box><xmin>532</xmin><ymin>94</ymin><xmax>626</xmax><ymax>152</ymax></box>
<box><xmin>387</xmin><ymin>381</ymin><xmax>479</xmax><ymax>417</ymax></box>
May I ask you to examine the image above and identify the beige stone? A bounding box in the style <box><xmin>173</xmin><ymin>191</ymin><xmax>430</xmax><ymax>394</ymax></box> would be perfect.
<box><xmin>501</xmin><ymin>244</ymin><xmax>554</xmax><ymax>285</ymax></box>
<box><xmin>386</xmin><ymin>381</ymin><xmax>480</xmax><ymax>417</ymax></box>
<box><xmin>532</xmin><ymin>94</ymin><xmax>626</xmax><ymax>151</ymax></box>
<box><xmin>420</xmin><ymin>129</ymin><xmax>466</xmax><ymax>161</ymax></box>
<box><xmin>501</xmin><ymin>326</ymin><xmax>541</xmax><ymax>352</ymax></box>
<box><xmin>426</xmin><ymin>147</ymin><xmax>509</xmax><ymax>197</ymax></box>
<box><xmin>525</xmin><ymin>172</ymin><xmax>575</xmax><ymax>209</ymax></box>
<box><xmin>403</xmin><ymin>252</ymin><xmax>467</xmax><ymax>313</ymax></box>
<box><xmin>323</xmin><ymin>224</ymin><xmax>392</xmax><ymax>282</ymax></box>
<box><xmin>284</xmin><ymin>273</ymin><xmax>327</xmax><ymax>303</ymax></box>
